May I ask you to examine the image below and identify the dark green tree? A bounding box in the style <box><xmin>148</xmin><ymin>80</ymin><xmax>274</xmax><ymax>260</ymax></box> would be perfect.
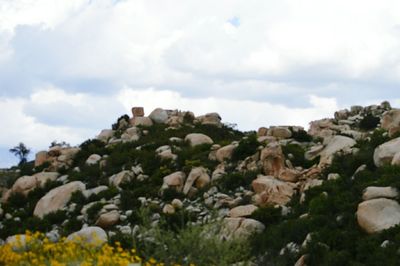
<box><xmin>9</xmin><ymin>142</ymin><xmax>31</xmax><ymax>165</ymax></box>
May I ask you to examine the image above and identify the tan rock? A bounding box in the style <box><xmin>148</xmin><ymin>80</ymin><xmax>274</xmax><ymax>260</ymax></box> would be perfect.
<box><xmin>391</xmin><ymin>152</ymin><xmax>400</xmax><ymax>166</ymax></box>
<box><xmin>319</xmin><ymin>135</ymin><xmax>356</xmax><ymax>166</ymax></box>
<box><xmin>185</xmin><ymin>133</ymin><xmax>213</xmax><ymax>147</ymax></box>
<box><xmin>35</xmin><ymin>151</ymin><xmax>49</xmax><ymax>167</ymax></box>
<box><xmin>257</xmin><ymin>127</ymin><xmax>268</xmax><ymax>137</ymax></box>
<box><xmin>269</xmin><ymin>127</ymin><xmax>292</xmax><ymax>139</ymax></box>
<box><xmin>215</xmin><ymin>144</ymin><xmax>237</xmax><ymax>162</ymax></box>
<box><xmin>197</xmin><ymin>113</ymin><xmax>222</xmax><ymax>127</ymax></box>
<box><xmin>162</xmin><ymin>204</ymin><xmax>175</xmax><ymax>214</ymax></box>
<box><xmin>149</xmin><ymin>108</ymin><xmax>168</xmax><ymax>124</ymax></box>
<box><xmin>66</xmin><ymin>226</ymin><xmax>107</xmax><ymax>246</ymax></box>
<box><xmin>278</xmin><ymin>169</ymin><xmax>301</xmax><ymax>183</ymax></box>
<box><xmin>171</xmin><ymin>199</ymin><xmax>183</xmax><ymax>209</ymax></box>
<box><xmin>95</xmin><ymin>210</ymin><xmax>120</xmax><ymax>228</ymax></box>
<box><xmin>130</xmin><ymin>117</ymin><xmax>153</xmax><ymax>127</ymax></box>
<box><xmin>162</xmin><ymin>171</ymin><xmax>186</xmax><ymax>192</ymax></box>
<box><xmin>229</xmin><ymin>204</ymin><xmax>258</xmax><ymax>218</ymax></box>
<box><xmin>260</xmin><ymin>143</ymin><xmax>285</xmax><ymax>177</ymax></box>
<box><xmin>131</xmin><ymin>107</ymin><xmax>144</xmax><ymax>117</ymax></box>
<box><xmin>223</xmin><ymin>217</ymin><xmax>265</xmax><ymax>239</ymax></box>
<box><xmin>357</xmin><ymin>198</ymin><xmax>400</xmax><ymax>234</ymax></box>
<box><xmin>109</xmin><ymin>170</ymin><xmax>134</xmax><ymax>187</ymax></box>
<box><xmin>11</xmin><ymin>172</ymin><xmax>59</xmax><ymax>196</ymax></box>
<box><xmin>362</xmin><ymin>187</ymin><xmax>399</xmax><ymax>201</ymax></box>
<box><xmin>183</xmin><ymin>167</ymin><xmax>210</xmax><ymax>195</ymax></box>
<box><xmin>252</xmin><ymin>175</ymin><xmax>295</xmax><ymax>206</ymax></box>
<box><xmin>97</xmin><ymin>129</ymin><xmax>115</xmax><ymax>143</ymax></box>
<box><xmin>85</xmin><ymin>154</ymin><xmax>101</xmax><ymax>165</ymax></box>
<box><xmin>34</xmin><ymin>181</ymin><xmax>85</xmax><ymax>218</ymax></box>
<box><xmin>381</xmin><ymin>109</ymin><xmax>400</xmax><ymax>137</ymax></box>
<box><xmin>374</xmin><ymin>137</ymin><xmax>400</xmax><ymax>167</ymax></box>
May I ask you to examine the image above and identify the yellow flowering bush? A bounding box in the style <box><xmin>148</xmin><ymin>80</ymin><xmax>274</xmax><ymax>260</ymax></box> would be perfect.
<box><xmin>0</xmin><ymin>231</ymin><xmax>163</xmax><ymax>266</ymax></box>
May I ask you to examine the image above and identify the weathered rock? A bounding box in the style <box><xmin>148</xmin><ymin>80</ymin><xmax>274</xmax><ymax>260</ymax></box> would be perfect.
<box><xmin>374</xmin><ymin>137</ymin><xmax>400</xmax><ymax>167</ymax></box>
<box><xmin>215</xmin><ymin>144</ymin><xmax>237</xmax><ymax>162</ymax></box>
<box><xmin>97</xmin><ymin>129</ymin><xmax>115</xmax><ymax>143</ymax></box>
<box><xmin>381</xmin><ymin>109</ymin><xmax>400</xmax><ymax>137</ymax></box>
<box><xmin>171</xmin><ymin>198</ymin><xmax>183</xmax><ymax>209</ymax></box>
<box><xmin>362</xmin><ymin>187</ymin><xmax>399</xmax><ymax>201</ymax></box>
<box><xmin>223</xmin><ymin>218</ymin><xmax>265</xmax><ymax>239</ymax></box>
<box><xmin>197</xmin><ymin>112</ymin><xmax>222</xmax><ymax>127</ymax></box>
<box><xmin>85</xmin><ymin>154</ymin><xmax>102</xmax><ymax>165</ymax></box>
<box><xmin>109</xmin><ymin>170</ymin><xmax>134</xmax><ymax>187</ymax></box>
<box><xmin>319</xmin><ymin>136</ymin><xmax>356</xmax><ymax>166</ymax></box>
<box><xmin>357</xmin><ymin>198</ymin><xmax>400</xmax><ymax>234</ymax></box>
<box><xmin>260</xmin><ymin>143</ymin><xmax>285</xmax><ymax>177</ymax></box>
<box><xmin>11</xmin><ymin>172</ymin><xmax>59</xmax><ymax>196</ymax></box>
<box><xmin>185</xmin><ymin>133</ymin><xmax>213</xmax><ymax>147</ymax></box>
<box><xmin>95</xmin><ymin>210</ymin><xmax>120</xmax><ymax>228</ymax></box>
<box><xmin>257</xmin><ymin>127</ymin><xmax>268</xmax><ymax>137</ymax></box>
<box><xmin>278</xmin><ymin>169</ymin><xmax>301</xmax><ymax>183</ymax></box>
<box><xmin>391</xmin><ymin>152</ymin><xmax>400</xmax><ymax>166</ymax></box>
<box><xmin>121</xmin><ymin>127</ymin><xmax>140</xmax><ymax>142</ymax></box>
<box><xmin>162</xmin><ymin>204</ymin><xmax>175</xmax><ymax>214</ymax></box>
<box><xmin>131</xmin><ymin>107</ymin><xmax>144</xmax><ymax>117</ymax></box>
<box><xmin>66</xmin><ymin>226</ymin><xmax>107</xmax><ymax>246</ymax></box>
<box><xmin>162</xmin><ymin>171</ymin><xmax>186</xmax><ymax>192</ymax></box>
<box><xmin>183</xmin><ymin>167</ymin><xmax>210</xmax><ymax>195</ymax></box>
<box><xmin>305</xmin><ymin>145</ymin><xmax>324</xmax><ymax>161</ymax></box>
<box><xmin>252</xmin><ymin>175</ymin><xmax>295</xmax><ymax>206</ymax></box>
<box><xmin>229</xmin><ymin>204</ymin><xmax>258</xmax><ymax>218</ymax></box>
<box><xmin>35</xmin><ymin>151</ymin><xmax>49</xmax><ymax>167</ymax></box>
<box><xmin>149</xmin><ymin>108</ymin><xmax>168</xmax><ymax>124</ymax></box>
<box><xmin>269</xmin><ymin>127</ymin><xmax>292</xmax><ymax>139</ymax></box>
<box><xmin>130</xmin><ymin>117</ymin><xmax>153</xmax><ymax>127</ymax></box>
<box><xmin>34</xmin><ymin>181</ymin><xmax>85</xmax><ymax>218</ymax></box>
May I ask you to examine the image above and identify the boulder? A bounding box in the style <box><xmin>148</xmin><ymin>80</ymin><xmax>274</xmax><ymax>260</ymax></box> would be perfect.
<box><xmin>11</xmin><ymin>172</ymin><xmax>59</xmax><ymax>196</ymax></box>
<box><xmin>131</xmin><ymin>107</ymin><xmax>145</xmax><ymax>117</ymax></box>
<box><xmin>97</xmin><ymin>129</ymin><xmax>115</xmax><ymax>143</ymax></box>
<box><xmin>319</xmin><ymin>136</ymin><xmax>356</xmax><ymax>166</ymax></box>
<box><xmin>305</xmin><ymin>145</ymin><xmax>324</xmax><ymax>161</ymax></box>
<box><xmin>121</xmin><ymin>127</ymin><xmax>140</xmax><ymax>142</ymax></box>
<box><xmin>391</xmin><ymin>152</ymin><xmax>400</xmax><ymax>166</ymax></box>
<box><xmin>381</xmin><ymin>109</ymin><xmax>400</xmax><ymax>137</ymax></box>
<box><xmin>374</xmin><ymin>137</ymin><xmax>400</xmax><ymax>167</ymax></box>
<box><xmin>229</xmin><ymin>204</ymin><xmax>258</xmax><ymax>218</ymax></box>
<box><xmin>162</xmin><ymin>204</ymin><xmax>175</xmax><ymax>214</ymax></box>
<box><xmin>357</xmin><ymin>198</ymin><xmax>400</xmax><ymax>234</ymax></box>
<box><xmin>35</xmin><ymin>151</ymin><xmax>49</xmax><ymax>167</ymax></box>
<box><xmin>34</xmin><ymin>181</ymin><xmax>85</xmax><ymax>218</ymax></box>
<box><xmin>269</xmin><ymin>127</ymin><xmax>292</xmax><ymax>139</ymax></box>
<box><xmin>171</xmin><ymin>198</ymin><xmax>183</xmax><ymax>209</ymax></box>
<box><xmin>85</xmin><ymin>154</ymin><xmax>102</xmax><ymax>165</ymax></box>
<box><xmin>95</xmin><ymin>210</ymin><xmax>120</xmax><ymax>228</ymax></box>
<box><xmin>162</xmin><ymin>171</ymin><xmax>186</xmax><ymax>192</ymax></box>
<box><xmin>215</xmin><ymin>144</ymin><xmax>237</xmax><ymax>162</ymax></box>
<box><xmin>362</xmin><ymin>187</ymin><xmax>399</xmax><ymax>201</ymax></box>
<box><xmin>252</xmin><ymin>175</ymin><xmax>295</xmax><ymax>206</ymax></box>
<box><xmin>260</xmin><ymin>143</ymin><xmax>285</xmax><ymax>177</ymax></box>
<box><xmin>183</xmin><ymin>167</ymin><xmax>210</xmax><ymax>195</ymax></box>
<box><xmin>257</xmin><ymin>127</ymin><xmax>268</xmax><ymax>137</ymax></box>
<box><xmin>130</xmin><ymin>117</ymin><xmax>153</xmax><ymax>127</ymax></box>
<box><xmin>223</xmin><ymin>218</ymin><xmax>265</xmax><ymax>239</ymax></box>
<box><xmin>109</xmin><ymin>170</ymin><xmax>134</xmax><ymax>187</ymax></box>
<box><xmin>185</xmin><ymin>133</ymin><xmax>213</xmax><ymax>147</ymax></box>
<box><xmin>278</xmin><ymin>169</ymin><xmax>301</xmax><ymax>183</ymax></box>
<box><xmin>197</xmin><ymin>112</ymin><xmax>222</xmax><ymax>127</ymax></box>
<box><xmin>66</xmin><ymin>226</ymin><xmax>107</xmax><ymax>246</ymax></box>
<box><xmin>149</xmin><ymin>108</ymin><xmax>168</xmax><ymax>124</ymax></box>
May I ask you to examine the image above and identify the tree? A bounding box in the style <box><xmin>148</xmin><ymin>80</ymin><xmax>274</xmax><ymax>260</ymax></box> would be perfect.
<box><xmin>9</xmin><ymin>142</ymin><xmax>31</xmax><ymax>165</ymax></box>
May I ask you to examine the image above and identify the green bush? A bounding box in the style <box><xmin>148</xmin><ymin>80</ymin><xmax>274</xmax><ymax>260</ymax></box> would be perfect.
<box><xmin>359</xmin><ymin>114</ymin><xmax>380</xmax><ymax>131</ymax></box>
<box><xmin>231</xmin><ymin>134</ymin><xmax>259</xmax><ymax>162</ymax></box>
<box><xmin>290</xmin><ymin>127</ymin><xmax>313</xmax><ymax>142</ymax></box>
<box><xmin>216</xmin><ymin>171</ymin><xmax>258</xmax><ymax>192</ymax></box>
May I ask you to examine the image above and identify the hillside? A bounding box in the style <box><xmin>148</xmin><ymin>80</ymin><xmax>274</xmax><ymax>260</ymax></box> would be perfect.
<box><xmin>2</xmin><ymin>102</ymin><xmax>400</xmax><ymax>265</ymax></box>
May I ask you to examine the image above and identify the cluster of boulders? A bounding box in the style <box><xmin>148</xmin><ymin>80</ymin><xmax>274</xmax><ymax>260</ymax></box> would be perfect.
<box><xmin>3</xmin><ymin>102</ymin><xmax>400</xmax><ymax>256</ymax></box>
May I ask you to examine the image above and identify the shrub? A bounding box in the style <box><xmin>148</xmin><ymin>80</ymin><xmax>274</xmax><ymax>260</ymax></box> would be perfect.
<box><xmin>231</xmin><ymin>134</ymin><xmax>259</xmax><ymax>161</ymax></box>
<box><xmin>290</xmin><ymin>127</ymin><xmax>313</xmax><ymax>142</ymax></box>
<box><xmin>359</xmin><ymin>114</ymin><xmax>380</xmax><ymax>131</ymax></box>
<box><xmin>86</xmin><ymin>202</ymin><xmax>104</xmax><ymax>221</ymax></box>
<box><xmin>216</xmin><ymin>171</ymin><xmax>258</xmax><ymax>192</ymax></box>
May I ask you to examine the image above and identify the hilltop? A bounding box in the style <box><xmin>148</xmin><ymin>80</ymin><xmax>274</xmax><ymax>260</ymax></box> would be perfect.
<box><xmin>2</xmin><ymin>102</ymin><xmax>400</xmax><ymax>265</ymax></box>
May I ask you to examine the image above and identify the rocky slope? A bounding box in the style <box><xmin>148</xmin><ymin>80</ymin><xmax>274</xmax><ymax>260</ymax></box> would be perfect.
<box><xmin>2</xmin><ymin>102</ymin><xmax>400</xmax><ymax>265</ymax></box>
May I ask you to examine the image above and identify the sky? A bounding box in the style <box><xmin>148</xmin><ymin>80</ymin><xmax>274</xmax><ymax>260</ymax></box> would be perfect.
<box><xmin>1</xmin><ymin>0</ymin><xmax>400</xmax><ymax>167</ymax></box>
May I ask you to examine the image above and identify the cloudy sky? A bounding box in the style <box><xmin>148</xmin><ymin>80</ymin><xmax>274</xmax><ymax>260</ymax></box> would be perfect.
<box><xmin>1</xmin><ymin>0</ymin><xmax>400</xmax><ymax>167</ymax></box>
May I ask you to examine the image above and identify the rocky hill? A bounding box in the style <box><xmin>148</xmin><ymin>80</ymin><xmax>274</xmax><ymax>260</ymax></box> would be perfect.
<box><xmin>2</xmin><ymin>102</ymin><xmax>400</xmax><ymax>265</ymax></box>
